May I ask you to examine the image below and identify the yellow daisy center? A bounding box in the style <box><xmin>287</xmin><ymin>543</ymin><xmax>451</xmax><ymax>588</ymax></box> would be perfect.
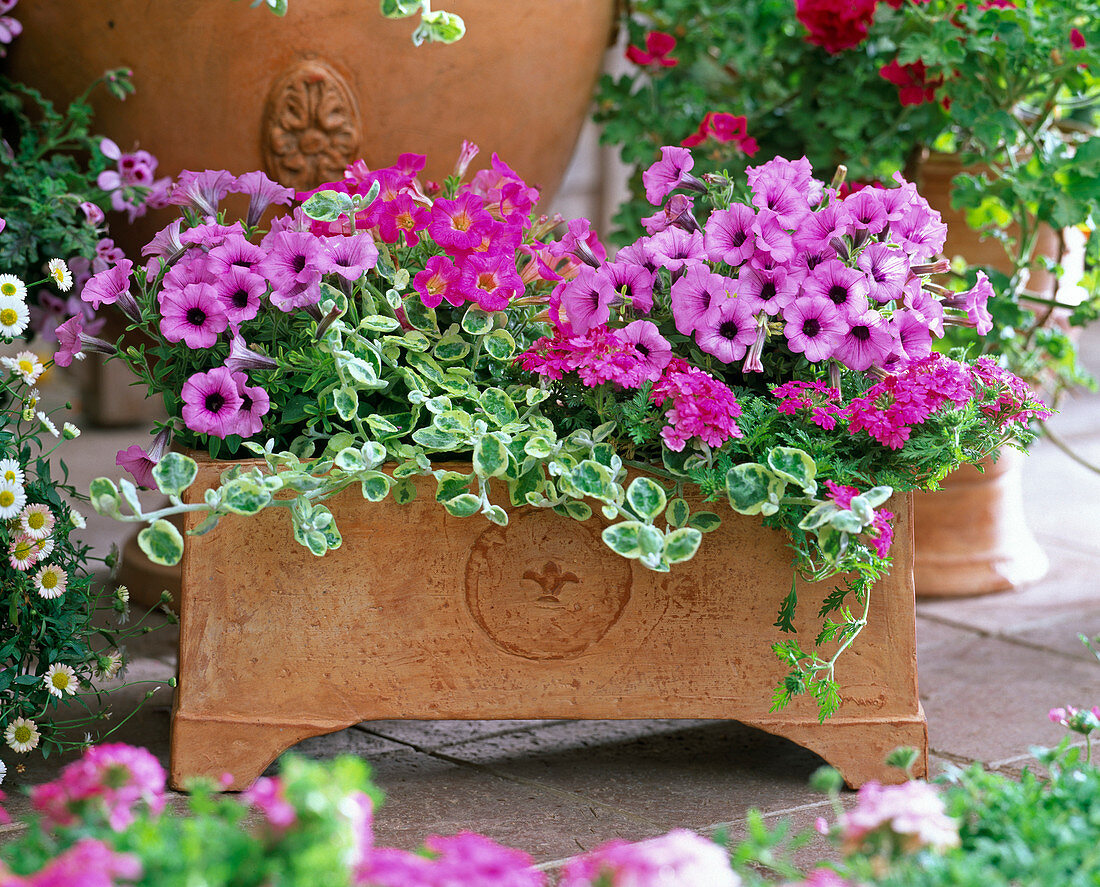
<box><xmin>27</xmin><ymin>512</ymin><xmax>45</xmax><ymax>530</ymax></box>
<box><xmin>0</xmin><ymin>490</ymin><xmax>14</xmax><ymax>508</ymax></box>
<box><xmin>18</xmin><ymin>359</ymin><xmax>34</xmax><ymax>374</ymax></box>
<box><xmin>41</xmin><ymin>571</ymin><xmax>59</xmax><ymax>589</ymax></box>
<box><xmin>14</xmin><ymin>540</ymin><xmax>32</xmax><ymax>559</ymax></box>
<box><xmin>51</xmin><ymin>672</ymin><xmax>70</xmax><ymax>690</ymax></box>
<box><xmin>0</xmin><ymin>282</ymin><xmax>17</xmax><ymax>296</ymax></box>
<box><xmin>2</xmin><ymin>471</ymin><xmax>14</xmax><ymax>482</ymax></box>
<box><xmin>51</xmin><ymin>268</ymin><xmax>64</xmax><ymax>283</ymax></box>
<box><xmin>0</xmin><ymin>308</ymin><xmax>17</xmax><ymax>325</ymax></box>
<box><xmin>13</xmin><ymin>724</ymin><xmax>31</xmax><ymax>743</ymax></box>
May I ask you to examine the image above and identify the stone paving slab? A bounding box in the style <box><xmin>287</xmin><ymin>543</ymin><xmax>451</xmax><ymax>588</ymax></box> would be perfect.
<box><xmin>918</xmin><ymin>632</ymin><xmax>1100</xmax><ymax>763</ymax></box>
<box><xmin>361</xmin><ymin>719</ymin><xmax>569</xmax><ymax>750</ymax></box>
<box><xmin>917</xmin><ymin>541</ymin><xmax>1100</xmax><ymax>638</ymax></box>
<box><xmin>438</xmin><ymin>719</ymin><xmax>830</xmax><ymax>834</ymax></box>
<box><xmin>356</xmin><ymin>745</ymin><xmax>659</xmax><ymax>859</ymax></box>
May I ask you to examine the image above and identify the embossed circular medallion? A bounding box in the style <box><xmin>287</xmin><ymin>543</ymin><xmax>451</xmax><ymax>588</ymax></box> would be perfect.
<box><xmin>465</xmin><ymin>511</ymin><xmax>634</xmax><ymax>660</ymax></box>
<box><xmin>262</xmin><ymin>58</ymin><xmax>361</xmax><ymax>192</ymax></box>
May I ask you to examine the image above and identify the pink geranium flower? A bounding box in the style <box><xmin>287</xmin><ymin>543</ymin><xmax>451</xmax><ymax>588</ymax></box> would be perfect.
<box><xmin>838</xmin><ymin>780</ymin><xmax>960</xmax><ymax>855</ymax></box>
<box><xmin>181</xmin><ymin>367</ymin><xmax>245</xmax><ymax>439</ymax></box>
<box><xmin>626</xmin><ymin>30</ymin><xmax>679</xmax><ymax>67</ymax></box>
<box><xmin>561</xmin><ymin>828</ymin><xmax>739</xmax><ymax>887</ymax></box>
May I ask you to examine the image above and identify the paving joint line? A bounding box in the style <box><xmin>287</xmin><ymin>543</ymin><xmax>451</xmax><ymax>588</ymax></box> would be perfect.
<box><xmin>351</xmin><ymin>724</ymin><xmax>664</xmax><ymax>830</ymax></box>
<box><xmin>915</xmin><ymin>612</ymin><xmax>1092</xmax><ymax>662</ymax></box>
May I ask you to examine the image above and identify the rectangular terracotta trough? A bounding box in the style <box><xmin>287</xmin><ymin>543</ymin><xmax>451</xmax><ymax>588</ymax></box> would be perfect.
<box><xmin>171</xmin><ymin>459</ymin><xmax>926</xmax><ymax>790</ymax></box>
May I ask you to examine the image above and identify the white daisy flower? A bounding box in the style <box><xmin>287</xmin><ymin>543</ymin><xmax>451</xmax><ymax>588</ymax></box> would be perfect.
<box><xmin>9</xmin><ymin>535</ymin><xmax>38</xmax><ymax>571</ymax></box>
<box><xmin>0</xmin><ymin>293</ymin><xmax>29</xmax><ymax>338</ymax></box>
<box><xmin>23</xmin><ymin>388</ymin><xmax>39</xmax><ymax>410</ymax></box>
<box><xmin>1</xmin><ymin>351</ymin><xmax>44</xmax><ymax>385</ymax></box>
<box><xmin>0</xmin><ymin>458</ymin><xmax>24</xmax><ymax>487</ymax></box>
<box><xmin>0</xmin><ymin>757</ymin><xmax>6</xmax><ymax>785</ymax></box>
<box><xmin>4</xmin><ymin>717</ymin><xmax>40</xmax><ymax>754</ymax></box>
<box><xmin>0</xmin><ymin>480</ymin><xmax>27</xmax><ymax>520</ymax></box>
<box><xmin>47</xmin><ymin>259</ymin><xmax>73</xmax><ymax>292</ymax></box>
<box><xmin>0</xmin><ymin>274</ymin><xmax>27</xmax><ymax>300</ymax></box>
<box><xmin>19</xmin><ymin>503</ymin><xmax>55</xmax><ymax>540</ymax></box>
<box><xmin>44</xmin><ymin>663</ymin><xmax>78</xmax><ymax>698</ymax></box>
<box><xmin>116</xmin><ymin>585</ymin><xmax>130</xmax><ymax>604</ymax></box>
<box><xmin>37</xmin><ymin>411</ymin><xmax>59</xmax><ymax>437</ymax></box>
<box><xmin>33</xmin><ymin>535</ymin><xmax>55</xmax><ymax>561</ymax></box>
<box><xmin>69</xmin><ymin>508</ymin><xmax>87</xmax><ymax>529</ymax></box>
<box><xmin>98</xmin><ymin>649</ymin><xmax>124</xmax><ymax>680</ymax></box>
<box><xmin>34</xmin><ymin>563</ymin><xmax>67</xmax><ymax>599</ymax></box>
<box><xmin>63</xmin><ymin>422</ymin><xmax>81</xmax><ymax>440</ymax></box>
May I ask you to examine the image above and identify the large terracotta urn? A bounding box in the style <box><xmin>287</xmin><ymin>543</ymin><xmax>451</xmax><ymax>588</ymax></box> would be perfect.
<box><xmin>913</xmin><ymin>448</ymin><xmax>1048</xmax><ymax>598</ymax></box>
<box><xmin>916</xmin><ymin>152</ymin><xmax>1074</xmax><ymax>298</ymax></box>
<box><xmin>7</xmin><ymin>0</ymin><xmax>616</xmax><ymax>248</ymax></box>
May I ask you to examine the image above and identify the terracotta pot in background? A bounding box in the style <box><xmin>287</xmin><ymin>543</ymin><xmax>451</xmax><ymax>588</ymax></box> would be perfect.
<box><xmin>172</xmin><ymin>458</ymin><xmax>926</xmax><ymax>791</ymax></box>
<box><xmin>9</xmin><ymin>0</ymin><xmax>616</xmax><ymax>255</ymax></box>
<box><xmin>915</xmin><ymin>152</ymin><xmax>1076</xmax><ymax>299</ymax></box>
<box><xmin>913</xmin><ymin>448</ymin><xmax>1048</xmax><ymax>598</ymax></box>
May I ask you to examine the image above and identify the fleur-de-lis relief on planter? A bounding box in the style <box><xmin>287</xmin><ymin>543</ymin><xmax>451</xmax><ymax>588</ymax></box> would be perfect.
<box><xmin>522</xmin><ymin>561</ymin><xmax>581</xmax><ymax>604</ymax></box>
<box><xmin>262</xmin><ymin>58</ymin><xmax>361</xmax><ymax>192</ymax></box>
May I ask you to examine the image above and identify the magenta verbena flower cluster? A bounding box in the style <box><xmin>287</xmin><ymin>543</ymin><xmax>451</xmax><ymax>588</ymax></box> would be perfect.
<box><xmin>520</xmin><ymin>146</ymin><xmax>1033</xmax><ymax>455</ymax></box>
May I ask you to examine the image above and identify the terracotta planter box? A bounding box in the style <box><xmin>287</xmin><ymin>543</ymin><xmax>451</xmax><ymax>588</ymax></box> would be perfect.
<box><xmin>171</xmin><ymin>459</ymin><xmax>926</xmax><ymax>791</ymax></box>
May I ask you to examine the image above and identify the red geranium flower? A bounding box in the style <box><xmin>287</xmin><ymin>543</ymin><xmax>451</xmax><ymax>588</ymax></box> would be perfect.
<box><xmin>625</xmin><ymin>31</ymin><xmax>678</xmax><ymax>67</ymax></box>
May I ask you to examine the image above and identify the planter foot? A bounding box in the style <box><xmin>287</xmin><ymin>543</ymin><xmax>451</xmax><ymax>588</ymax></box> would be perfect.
<box><xmin>747</xmin><ymin>706</ymin><xmax>928</xmax><ymax>789</ymax></box>
<box><xmin>169</xmin><ymin>711</ymin><xmax>357</xmax><ymax>791</ymax></box>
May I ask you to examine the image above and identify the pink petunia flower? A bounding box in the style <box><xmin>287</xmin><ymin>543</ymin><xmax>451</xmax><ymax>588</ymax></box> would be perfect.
<box><xmin>159</xmin><ymin>283</ymin><xmax>229</xmax><ymax>349</ymax></box>
<box><xmin>230</xmin><ymin>371</ymin><xmax>271</xmax><ymax>438</ymax></box>
<box><xmin>670</xmin><ymin>264</ymin><xmax>736</xmax><ymax>335</ymax></box>
<box><xmin>428</xmin><ymin>192</ymin><xmax>494</xmax><ymax>252</ymax></box>
<box><xmin>802</xmin><ymin>259</ymin><xmax>871</xmax><ymax>321</ymax></box>
<box><xmin>230</xmin><ymin>170</ymin><xmax>295</xmax><ymax>227</ymax></box>
<box><xmin>80</xmin><ymin>259</ymin><xmax>140</xmax><ymax>321</ymax></box>
<box><xmin>694</xmin><ymin>295</ymin><xmax>759</xmax><ymax>364</ymax></box>
<box><xmin>414</xmin><ymin>255</ymin><xmax>465</xmax><ymax>308</ymax></box>
<box><xmin>116</xmin><ymin>429</ymin><xmax>170</xmax><ymax>490</ymax></box>
<box><xmin>641</xmin><ymin>146</ymin><xmax>702</xmax><ymax>206</ymax></box>
<box><xmin>559</xmin><ymin>265</ymin><xmax>618</xmax><ymax>335</ymax></box>
<box><xmin>782</xmin><ymin>295</ymin><xmax>846</xmax><ymax>363</ymax></box>
<box><xmin>168</xmin><ymin>168</ymin><xmax>237</xmax><ymax>216</ymax></box>
<box><xmin>856</xmin><ymin>242</ymin><xmax>909</xmax><ymax>304</ymax></box>
<box><xmin>53</xmin><ymin>314</ymin><xmax>116</xmax><ymax>367</ymax></box>
<box><xmin>461</xmin><ymin>250</ymin><xmax>525</xmax><ymax>311</ymax></box>
<box><xmin>704</xmin><ymin>203</ymin><xmax>758</xmax><ymax>267</ymax></box>
<box><xmin>321</xmin><ymin>232</ymin><xmax>379</xmax><ymax>282</ymax></box>
<box><xmin>181</xmin><ymin>367</ymin><xmax>245</xmax><ymax>439</ymax></box>
<box><xmin>214</xmin><ymin>266</ymin><xmax>266</xmax><ymax>325</ymax></box>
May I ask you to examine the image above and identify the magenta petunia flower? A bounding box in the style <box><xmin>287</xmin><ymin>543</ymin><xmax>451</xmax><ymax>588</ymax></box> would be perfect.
<box><xmin>377</xmin><ymin>193</ymin><xmax>431</xmax><ymax>246</ymax></box>
<box><xmin>53</xmin><ymin>314</ymin><xmax>116</xmax><ymax>367</ymax></box>
<box><xmin>81</xmin><ymin>259</ymin><xmax>139</xmax><ymax>321</ymax></box>
<box><xmin>843</xmin><ymin>188</ymin><xmax>889</xmax><ymax>234</ymax></box>
<box><xmin>461</xmin><ymin>250</ymin><xmax>525</xmax><ymax>311</ymax></box>
<box><xmin>641</xmin><ymin>146</ymin><xmax>699</xmax><ymax>206</ymax></box>
<box><xmin>181</xmin><ymin>367</ymin><xmax>244</xmax><ymax>438</ymax></box>
<box><xmin>903</xmin><ymin>279</ymin><xmax>946</xmax><ymax>337</ymax></box>
<box><xmin>559</xmin><ymin>265</ymin><xmax>617</xmax><ymax>334</ymax></box>
<box><xmin>751</xmin><ymin>209</ymin><xmax>796</xmax><ymax>265</ymax></box>
<box><xmin>230</xmin><ymin>170</ymin><xmax>295</xmax><ymax>228</ymax></box>
<box><xmin>782</xmin><ymin>295</ymin><xmax>845</xmax><ymax>363</ymax></box>
<box><xmin>893</xmin><ymin>307</ymin><xmax>934</xmax><ymax>363</ymax></box>
<box><xmin>941</xmin><ymin>270</ymin><xmax>994</xmax><ymax>335</ymax></box>
<box><xmin>164</xmin><ymin>251</ymin><xmax>218</xmax><ymax>295</ymax></box>
<box><xmin>159</xmin><ymin>283</ymin><xmax>229</xmax><ymax>349</ymax></box>
<box><xmin>670</xmin><ymin>264</ymin><xmax>735</xmax><ymax>335</ymax></box>
<box><xmin>750</xmin><ymin>173</ymin><xmax>811</xmax><ymax>229</ymax></box>
<box><xmin>856</xmin><ymin>242</ymin><xmax>909</xmax><ymax>304</ymax></box>
<box><xmin>116</xmin><ymin>437</ymin><xmax>165</xmax><ymax>489</ymax></box>
<box><xmin>802</xmin><ymin>259</ymin><xmax>870</xmax><ymax>320</ymax></box>
<box><xmin>694</xmin><ymin>294</ymin><xmax>758</xmax><ymax>364</ymax></box>
<box><xmin>413</xmin><ymin>255</ymin><xmax>465</xmax><ymax>308</ymax></box>
<box><xmin>141</xmin><ymin>218</ymin><xmax>186</xmax><ymax>261</ymax></box>
<box><xmin>168</xmin><ymin>169</ymin><xmax>237</xmax><ymax>216</ymax></box>
<box><xmin>617</xmin><ymin>319</ymin><xmax>672</xmax><ymax>380</ymax></box>
<box><xmin>736</xmin><ymin>264</ymin><xmax>798</xmax><ymax>316</ymax></box>
<box><xmin>230</xmin><ymin>371</ymin><xmax>271</xmax><ymax>438</ymax></box>
<box><xmin>208</xmin><ymin>233</ymin><xmax>266</xmax><ymax>277</ymax></box>
<box><xmin>225</xmin><ymin>334</ymin><xmax>278</xmax><ymax>374</ymax></box>
<box><xmin>834</xmin><ymin>310</ymin><xmax>897</xmax><ymax>371</ymax></box>
<box><xmin>644</xmin><ymin>226</ymin><xmax>706</xmax><ymax>272</ymax></box>
<box><xmin>604</xmin><ymin>260</ymin><xmax>656</xmax><ymax>314</ymax></box>
<box><xmin>215</xmin><ymin>266</ymin><xmax>265</xmax><ymax>325</ymax></box>
<box><xmin>181</xmin><ymin>221</ymin><xmax>244</xmax><ymax>250</ymax></box>
<box><xmin>793</xmin><ymin>200</ymin><xmax>851</xmax><ymax>254</ymax></box>
<box><xmin>321</xmin><ymin>233</ymin><xmax>379</xmax><ymax>282</ymax></box>
<box><xmin>704</xmin><ymin>204</ymin><xmax>757</xmax><ymax>267</ymax></box>
<box><xmin>258</xmin><ymin>230</ymin><xmax>327</xmax><ymax>311</ymax></box>
<box><xmin>428</xmin><ymin>193</ymin><xmax>493</xmax><ymax>253</ymax></box>
<box><xmin>746</xmin><ymin>155</ymin><xmax>819</xmax><ymax>198</ymax></box>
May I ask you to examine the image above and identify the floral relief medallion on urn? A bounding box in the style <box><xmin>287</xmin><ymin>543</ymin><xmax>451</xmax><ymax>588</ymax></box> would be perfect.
<box><xmin>262</xmin><ymin>57</ymin><xmax>362</xmax><ymax>191</ymax></box>
<box><xmin>464</xmin><ymin>509</ymin><xmax>634</xmax><ymax>661</ymax></box>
